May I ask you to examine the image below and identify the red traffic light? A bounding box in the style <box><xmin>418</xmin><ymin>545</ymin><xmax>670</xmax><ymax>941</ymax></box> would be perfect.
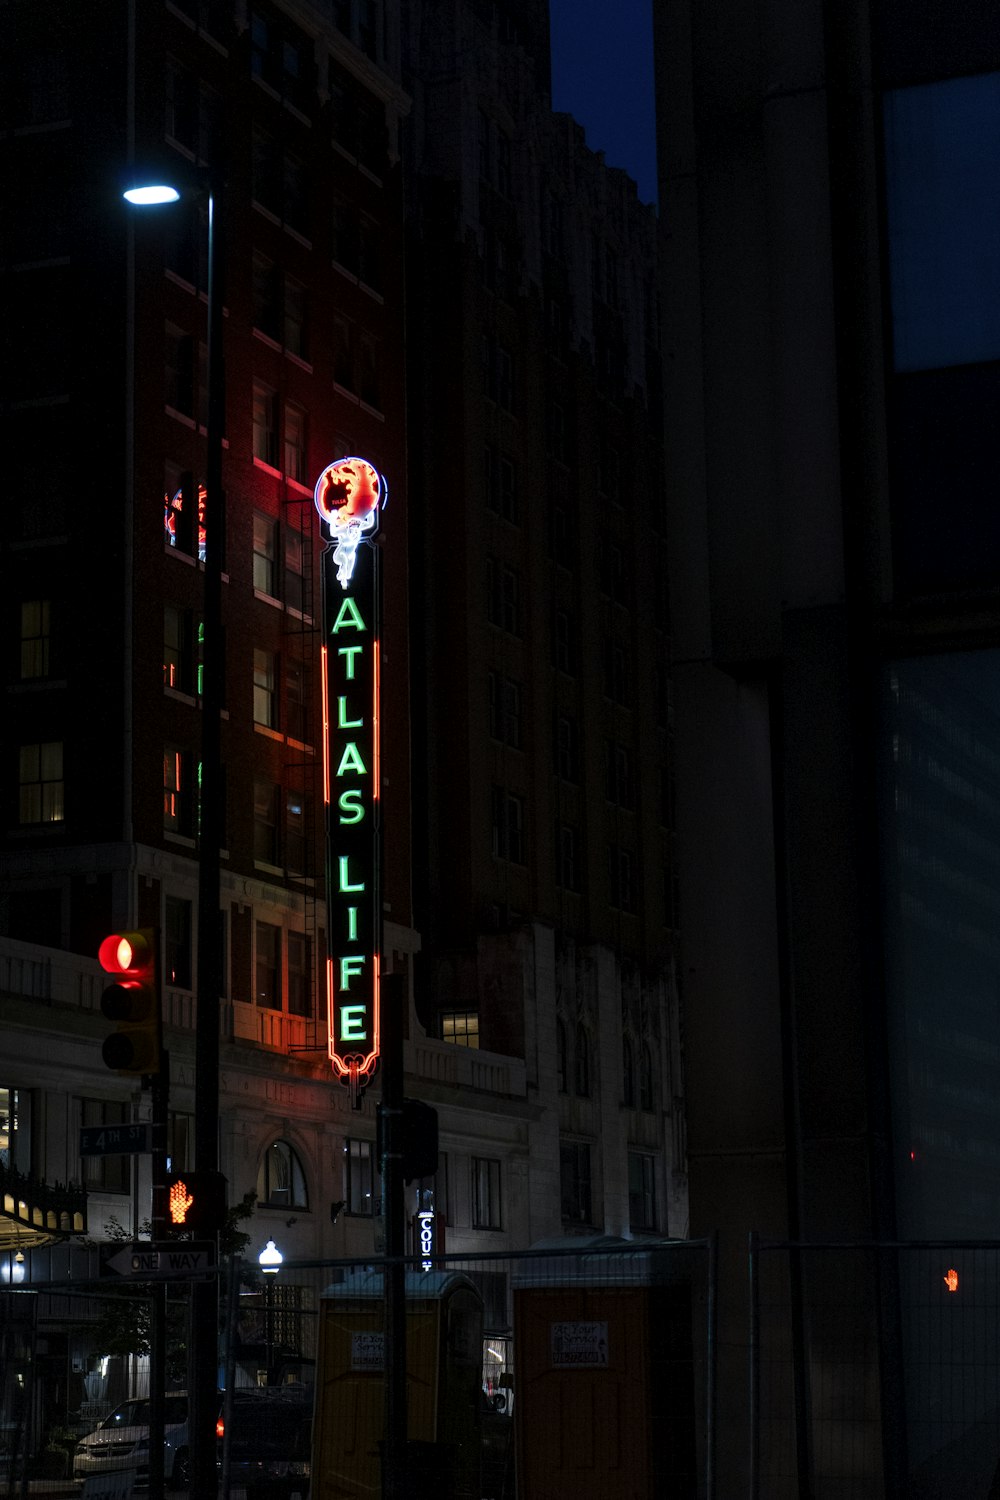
<box><xmin>97</xmin><ymin>929</ymin><xmax>161</xmax><ymax>1076</ymax></box>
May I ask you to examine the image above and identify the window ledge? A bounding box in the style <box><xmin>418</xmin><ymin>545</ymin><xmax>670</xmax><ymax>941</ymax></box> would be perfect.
<box><xmin>164</xmin><ymin>831</ymin><xmax>197</xmax><ymax>849</ymax></box>
<box><xmin>253</xmin><ymin>588</ymin><xmax>283</xmax><ymax>609</ymax></box>
<box><xmin>254</xmin><ymin>723</ymin><xmax>283</xmax><ymax>741</ymax></box>
<box><xmin>253</xmin><ymin>860</ymin><xmax>284</xmax><ymax>877</ymax></box>
<box><xmin>253</xmin><ymin>456</ymin><xmax>283</xmax><ymax>480</ymax></box>
<box><xmin>164</xmin><ymin>686</ymin><xmax>198</xmax><ymax>706</ymax></box>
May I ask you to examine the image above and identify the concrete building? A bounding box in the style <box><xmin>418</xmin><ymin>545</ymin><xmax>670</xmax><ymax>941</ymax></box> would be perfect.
<box><xmin>657</xmin><ymin>0</ymin><xmax>1000</xmax><ymax>1491</ymax></box>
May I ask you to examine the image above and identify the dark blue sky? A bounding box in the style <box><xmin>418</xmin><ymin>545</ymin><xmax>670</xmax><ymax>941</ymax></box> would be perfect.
<box><xmin>549</xmin><ymin>0</ymin><xmax>657</xmax><ymax>205</ymax></box>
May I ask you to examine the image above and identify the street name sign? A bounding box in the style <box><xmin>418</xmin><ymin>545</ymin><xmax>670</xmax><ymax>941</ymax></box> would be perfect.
<box><xmin>80</xmin><ymin>1123</ymin><xmax>152</xmax><ymax>1156</ymax></box>
<box><xmin>100</xmin><ymin>1241</ymin><xmax>216</xmax><ymax>1280</ymax></box>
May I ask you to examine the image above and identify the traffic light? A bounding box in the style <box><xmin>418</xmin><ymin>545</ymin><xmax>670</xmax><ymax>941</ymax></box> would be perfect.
<box><xmin>164</xmin><ymin>1170</ymin><xmax>228</xmax><ymax>1235</ymax></box>
<box><xmin>98</xmin><ymin>928</ymin><xmax>161</xmax><ymax>1076</ymax></box>
<box><xmin>401</xmin><ymin>1099</ymin><xmax>438</xmax><ymax>1185</ymax></box>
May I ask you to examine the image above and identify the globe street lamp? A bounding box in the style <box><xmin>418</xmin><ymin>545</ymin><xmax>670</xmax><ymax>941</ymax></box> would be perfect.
<box><xmin>258</xmin><ymin>1240</ymin><xmax>283</xmax><ymax>1385</ymax></box>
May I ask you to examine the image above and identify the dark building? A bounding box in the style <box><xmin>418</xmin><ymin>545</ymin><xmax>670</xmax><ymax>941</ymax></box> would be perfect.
<box><xmin>1</xmin><ymin>0</ymin><xmax>686</xmax><ymax>1453</ymax></box>
<box><xmin>657</xmin><ymin>0</ymin><xmax>1000</xmax><ymax>1491</ymax></box>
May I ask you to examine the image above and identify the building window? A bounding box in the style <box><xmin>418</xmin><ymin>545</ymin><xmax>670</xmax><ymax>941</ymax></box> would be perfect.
<box><xmin>163</xmin><ymin>606</ymin><xmax>194</xmax><ymax>694</ymax></box>
<box><xmin>287</xmin><ymin>930</ymin><xmax>311</xmax><ymax>1016</ymax></box>
<box><xmin>18</xmin><ymin>742</ymin><xmax>64</xmax><ymax>826</ymax></box>
<box><xmin>557</xmin><ymin>824</ymin><xmax>579</xmax><ymax>892</ymax></box>
<box><xmin>255</xmin><ymin>920</ymin><xmax>281</xmax><ymax>1008</ymax></box>
<box><xmin>491</xmin><ymin>787</ymin><xmax>524</xmax><ymax>863</ymax></box>
<box><xmin>284</xmin><ymin>402</ymin><xmax>308</xmax><ymax>483</ymax></box>
<box><xmin>345</xmin><ymin>1137</ymin><xmax>375</xmax><ymax>1216</ymax></box>
<box><xmin>638</xmin><ymin>1044</ymin><xmax>654</xmax><ymax>1113</ymax></box>
<box><xmin>257</xmin><ymin>1139</ymin><xmax>308</xmax><ymax>1209</ymax></box>
<box><xmin>165</xmin><ymin>322</ymin><xmax>194</xmax><ymax>417</ymax></box>
<box><xmin>441</xmin><ymin>1010</ymin><xmax>480</xmax><ymax>1048</ymax></box>
<box><xmin>20</xmin><ymin>600</ymin><xmax>51</xmax><ymax>680</ymax></box>
<box><xmin>252</xmin><ymin>250</ymin><xmax>281</xmax><ymax>340</ymax></box>
<box><xmin>284</xmin><ymin>528</ymin><xmax>306</xmax><ymax>614</ymax></box>
<box><xmin>332</xmin><ymin>314</ymin><xmax>355</xmax><ymax>391</ymax></box>
<box><xmin>555</xmin><ymin>716</ymin><xmax>578</xmax><ymax>781</ymax></box>
<box><xmin>167</xmin><ymin>1111</ymin><xmax>194</xmax><ymax>1174</ymax></box>
<box><xmin>628</xmin><ymin>1152</ymin><xmax>657</xmax><ymax>1231</ymax></box>
<box><xmin>80</xmin><ymin>1099</ymin><xmax>129</xmax><ymax>1193</ymax></box>
<box><xmin>606</xmin><ymin>742</ymin><xmax>634</xmax><ymax>809</ymax></box>
<box><xmin>284</xmin><ymin>274</ymin><xmax>307</xmax><ymax>359</ymax></box>
<box><xmin>254</xmin><ymin>779</ymin><xmax>280</xmax><ymax>865</ymax></box>
<box><xmin>554</xmin><ymin>610</ymin><xmax>575</xmax><ymax>674</ymax></box>
<box><xmin>163</xmin><ymin>746</ymin><xmax>193</xmax><ymax>836</ymax></box>
<box><xmin>472</xmin><ymin>1157</ymin><xmax>502</xmax><ymax>1229</ymax></box>
<box><xmin>623</xmin><ymin>1037</ymin><xmax>635</xmax><ymax>1108</ymax></box>
<box><xmin>253</xmin><ymin>382</ymin><xmax>279</xmax><ymax>468</ymax></box>
<box><xmin>488</xmin><ymin>673</ymin><xmax>522</xmax><ymax>747</ymax></box>
<box><xmin>164</xmin><ymin>896</ymin><xmax>192</xmax><ymax>989</ymax></box>
<box><xmin>286</xmin><ymin>788</ymin><xmax>309</xmax><ymax>875</ymax></box>
<box><xmin>286</xmin><ymin>657</ymin><xmax>308</xmax><ymax>743</ymax></box>
<box><xmin>575</xmin><ymin>1024</ymin><xmax>591</xmax><ymax>1098</ymax></box>
<box><xmin>496</xmin><ymin>130</ymin><xmax>512</xmax><ymax>198</ymax></box>
<box><xmin>253</xmin><ymin>512</ymin><xmax>278</xmax><ymax>596</ymax></box>
<box><xmin>603</xmin><ymin>640</ymin><xmax>630</xmax><ymax>704</ymax></box>
<box><xmin>559</xmin><ymin>1141</ymin><xmax>592</xmax><ymax>1224</ymax></box>
<box><xmin>487</xmin><ymin>559</ymin><xmax>520</xmax><ymax>635</ymax></box>
<box><xmin>0</xmin><ymin>1088</ymin><xmax>31</xmax><ymax>1174</ymax></box>
<box><xmin>253</xmin><ymin>649</ymin><xmax>278</xmax><ymax>729</ymax></box>
<box><xmin>556</xmin><ymin>1018</ymin><xmax>568</xmax><ymax>1094</ymax></box>
<box><xmin>358</xmin><ymin>332</ymin><xmax>381</xmax><ymax>408</ymax></box>
<box><xmin>608</xmin><ymin>846</ymin><xmax>636</xmax><ymax>913</ymax></box>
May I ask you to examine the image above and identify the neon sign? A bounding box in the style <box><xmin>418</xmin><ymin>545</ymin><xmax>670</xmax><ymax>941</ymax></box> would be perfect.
<box><xmin>315</xmin><ymin>458</ymin><xmax>387</xmax><ymax>1103</ymax></box>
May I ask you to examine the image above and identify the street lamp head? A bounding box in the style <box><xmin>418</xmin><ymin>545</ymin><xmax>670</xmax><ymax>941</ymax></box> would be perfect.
<box><xmin>258</xmin><ymin>1239</ymin><xmax>283</xmax><ymax>1275</ymax></box>
<box><xmin>123</xmin><ymin>183</ymin><xmax>181</xmax><ymax>206</ymax></box>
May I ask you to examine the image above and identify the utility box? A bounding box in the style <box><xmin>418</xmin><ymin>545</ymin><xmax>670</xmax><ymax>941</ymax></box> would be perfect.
<box><xmin>312</xmin><ymin>1269</ymin><xmax>483</xmax><ymax>1500</ymax></box>
<box><xmin>512</xmin><ymin>1237</ymin><xmax>697</xmax><ymax>1500</ymax></box>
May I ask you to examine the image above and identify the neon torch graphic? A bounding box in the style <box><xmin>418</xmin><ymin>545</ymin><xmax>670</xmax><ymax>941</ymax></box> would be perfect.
<box><xmin>313</xmin><ymin>457</ymin><xmax>387</xmax><ymax>587</ymax></box>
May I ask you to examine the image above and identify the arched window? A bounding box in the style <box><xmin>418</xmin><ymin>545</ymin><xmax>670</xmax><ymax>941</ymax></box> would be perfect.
<box><xmin>556</xmin><ymin>1018</ymin><xmax>568</xmax><ymax>1094</ymax></box>
<box><xmin>638</xmin><ymin>1044</ymin><xmax>654</xmax><ymax>1113</ymax></box>
<box><xmin>257</xmin><ymin>1139</ymin><xmax>309</xmax><ymax>1209</ymax></box>
<box><xmin>575</xmin><ymin>1024</ymin><xmax>591</xmax><ymax>1098</ymax></box>
<box><xmin>623</xmin><ymin>1037</ymin><xmax>635</xmax><ymax>1108</ymax></box>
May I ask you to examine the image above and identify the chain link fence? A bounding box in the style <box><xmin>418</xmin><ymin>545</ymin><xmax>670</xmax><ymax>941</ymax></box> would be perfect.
<box><xmin>1</xmin><ymin>1237</ymin><xmax>715</xmax><ymax>1499</ymax></box>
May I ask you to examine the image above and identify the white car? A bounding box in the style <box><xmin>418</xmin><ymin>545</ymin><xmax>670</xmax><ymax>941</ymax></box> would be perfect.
<box><xmin>73</xmin><ymin>1394</ymin><xmax>192</xmax><ymax>1488</ymax></box>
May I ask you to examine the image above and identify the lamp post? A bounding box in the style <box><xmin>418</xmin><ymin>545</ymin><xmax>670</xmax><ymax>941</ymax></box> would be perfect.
<box><xmin>125</xmin><ymin>166</ymin><xmax>226</xmax><ymax>1500</ymax></box>
<box><xmin>258</xmin><ymin>1240</ymin><xmax>283</xmax><ymax>1386</ymax></box>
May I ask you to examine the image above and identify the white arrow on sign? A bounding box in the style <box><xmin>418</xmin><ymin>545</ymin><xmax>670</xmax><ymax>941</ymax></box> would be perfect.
<box><xmin>101</xmin><ymin>1242</ymin><xmax>215</xmax><ymax>1279</ymax></box>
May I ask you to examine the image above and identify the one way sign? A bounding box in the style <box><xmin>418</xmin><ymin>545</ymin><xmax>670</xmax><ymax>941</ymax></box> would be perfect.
<box><xmin>100</xmin><ymin>1242</ymin><xmax>216</xmax><ymax>1280</ymax></box>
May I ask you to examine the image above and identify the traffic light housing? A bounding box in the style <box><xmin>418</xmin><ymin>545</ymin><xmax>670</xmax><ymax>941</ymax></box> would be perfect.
<box><xmin>401</xmin><ymin>1099</ymin><xmax>438</xmax><ymax>1185</ymax></box>
<box><xmin>164</xmin><ymin>1170</ymin><xmax>228</xmax><ymax>1235</ymax></box>
<box><xmin>98</xmin><ymin>928</ymin><xmax>161</xmax><ymax>1076</ymax></box>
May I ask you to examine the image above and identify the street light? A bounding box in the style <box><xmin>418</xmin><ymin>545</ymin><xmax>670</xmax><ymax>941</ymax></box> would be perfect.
<box><xmin>258</xmin><ymin>1241</ymin><xmax>283</xmax><ymax>1385</ymax></box>
<box><xmin>125</xmin><ymin>164</ymin><xmax>226</xmax><ymax>1500</ymax></box>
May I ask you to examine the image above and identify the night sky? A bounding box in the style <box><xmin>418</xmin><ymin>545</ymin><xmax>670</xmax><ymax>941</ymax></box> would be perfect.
<box><xmin>549</xmin><ymin>0</ymin><xmax>657</xmax><ymax>206</ymax></box>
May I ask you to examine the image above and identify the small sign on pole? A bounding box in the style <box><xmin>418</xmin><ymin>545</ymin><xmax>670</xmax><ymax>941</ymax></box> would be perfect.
<box><xmin>80</xmin><ymin>1123</ymin><xmax>152</xmax><ymax>1156</ymax></box>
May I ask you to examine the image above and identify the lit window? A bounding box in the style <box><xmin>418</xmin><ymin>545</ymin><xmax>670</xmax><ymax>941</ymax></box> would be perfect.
<box><xmin>441</xmin><ymin>1011</ymin><xmax>480</xmax><ymax>1048</ymax></box>
<box><xmin>20</xmin><ymin>600</ymin><xmax>51</xmax><ymax>680</ymax></box>
<box><xmin>258</xmin><ymin>1139</ymin><xmax>308</xmax><ymax>1208</ymax></box>
<box><xmin>255</xmin><ymin>920</ymin><xmax>281</xmax><ymax>1008</ymax></box>
<box><xmin>163</xmin><ymin>746</ymin><xmax>193</xmax><ymax>835</ymax></box>
<box><xmin>163</xmin><ymin>606</ymin><xmax>193</xmax><ymax>694</ymax></box>
<box><xmin>472</xmin><ymin>1157</ymin><xmax>502</xmax><ymax>1230</ymax></box>
<box><xmin>253</xmin><ymin>648</ymin><xmax>278</xmax><ymax>729</ymax></box>
<box><xmin>345</xmin><ymin>1138</ymin><xmax>375</xmax><ymax>1216</ymax></box>
<box><xmin>19</xmin><ymin>741</ymin><xmax>64</xmax><ymax>825</ymax></box>
<box><xmin>253</xmin><ymin>511</ymin><xmax>278</xmax><ymax>595</ymax></box>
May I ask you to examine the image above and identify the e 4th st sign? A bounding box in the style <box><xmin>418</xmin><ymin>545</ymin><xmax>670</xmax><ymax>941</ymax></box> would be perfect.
<box><xmin>100</xmin><ymin>1242</ymin><xmax>216</xmax><ymax>1280</ymax></box>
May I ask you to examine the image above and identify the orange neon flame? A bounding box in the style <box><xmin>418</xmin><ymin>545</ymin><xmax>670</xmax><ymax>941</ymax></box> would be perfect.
<box><xmin>944</xmin><ymin>1268</ymin><xmax>959</xmax><ymax>1293</ymax></box>
<box><xmin>372</xmin><ymin>639</ymin><xmax>380</xmax><ymax>801</ymax></box>
<box><xmin>320</xmin><ymin>644</ymin><xmax>331</xmax><ymax>805</ymax></box>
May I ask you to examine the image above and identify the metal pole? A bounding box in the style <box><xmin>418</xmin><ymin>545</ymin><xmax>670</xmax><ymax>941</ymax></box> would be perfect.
<box><xmin>190</xmin><ymin>171</ymin><xmax>226</xmax><ymax>1500</ymax></box>
<box><xmin>148</xmin><ymin>1048</ymin><xmax>169</xmax><ymax>1500</ymax></box>
<box><xmin>219</xmin><ymin>1258</ymin><xmax>240</xmax><ymax>1500</ymax></box>
<box><xmin>380</xmin><ymin>973</ymin><xmax>407</xmax><ymax>1500</ymax></box>
<box><xmin>749</xmin><ymin>1231</ymin><xmax>759</xmax><ymax>1500</ymax></box>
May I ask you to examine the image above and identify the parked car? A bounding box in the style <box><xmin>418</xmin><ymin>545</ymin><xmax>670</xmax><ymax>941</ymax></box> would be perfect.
<box><xmin>72</xmin><ymin>1393</ymin><xmax>192</xmax><ymax>1487</ymax></box>
<box><xmin>223</xmin><ymin>1392</ymin><xmax>312</xmax><ymax>1500</ymax></box>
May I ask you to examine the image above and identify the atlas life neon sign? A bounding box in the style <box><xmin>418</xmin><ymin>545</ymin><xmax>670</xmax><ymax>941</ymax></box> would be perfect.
<box><xmin>315</xmin><ymin>458</ymin><xmax>387</xmax><ymax>1103</ymax></box>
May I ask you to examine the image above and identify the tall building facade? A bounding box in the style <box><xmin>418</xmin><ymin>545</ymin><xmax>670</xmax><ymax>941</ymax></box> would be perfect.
<box><xmin>657</xmin><ymin>0</ymin><xmax>1000</xmax><ymax>1491</ymax></box>
<box><xmin>1</xmin><ymin>0</ymin><xmax>685</xmax><ymax>1446</ymax></box>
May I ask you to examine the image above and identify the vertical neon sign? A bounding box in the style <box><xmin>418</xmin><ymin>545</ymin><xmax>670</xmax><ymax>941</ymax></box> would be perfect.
<box><xmin>314</xmin><ymin>458</ymin><xmax>386</xmax><ymax>1105</ymax></box>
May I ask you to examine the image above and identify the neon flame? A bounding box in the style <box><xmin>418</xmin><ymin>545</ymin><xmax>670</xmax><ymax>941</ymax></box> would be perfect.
<box><xmin>313</xmin><ymin>457</ymin><xmax>386</xmax><ymax>588</ymax></box>
<box><xmin>320</xmin><ymin>645</ymin><xmax>331</xmax><ymax>805</ymax></box>
<box><xmin>944</xmin><ymin>1268</ymin><xmax>959</xmax><ymax>1293</ymax></box>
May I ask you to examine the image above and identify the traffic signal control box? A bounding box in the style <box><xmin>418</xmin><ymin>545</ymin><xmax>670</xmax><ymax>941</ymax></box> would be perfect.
<box><xmin>163</xmin><ymin>1169</ymin><xmax>228</xmax><ymax>1235</ymax></box>
<box><xmin>97</xmin><ymin>928</ymin><xmax>161</xmax><ymax>1076</ymax></box>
